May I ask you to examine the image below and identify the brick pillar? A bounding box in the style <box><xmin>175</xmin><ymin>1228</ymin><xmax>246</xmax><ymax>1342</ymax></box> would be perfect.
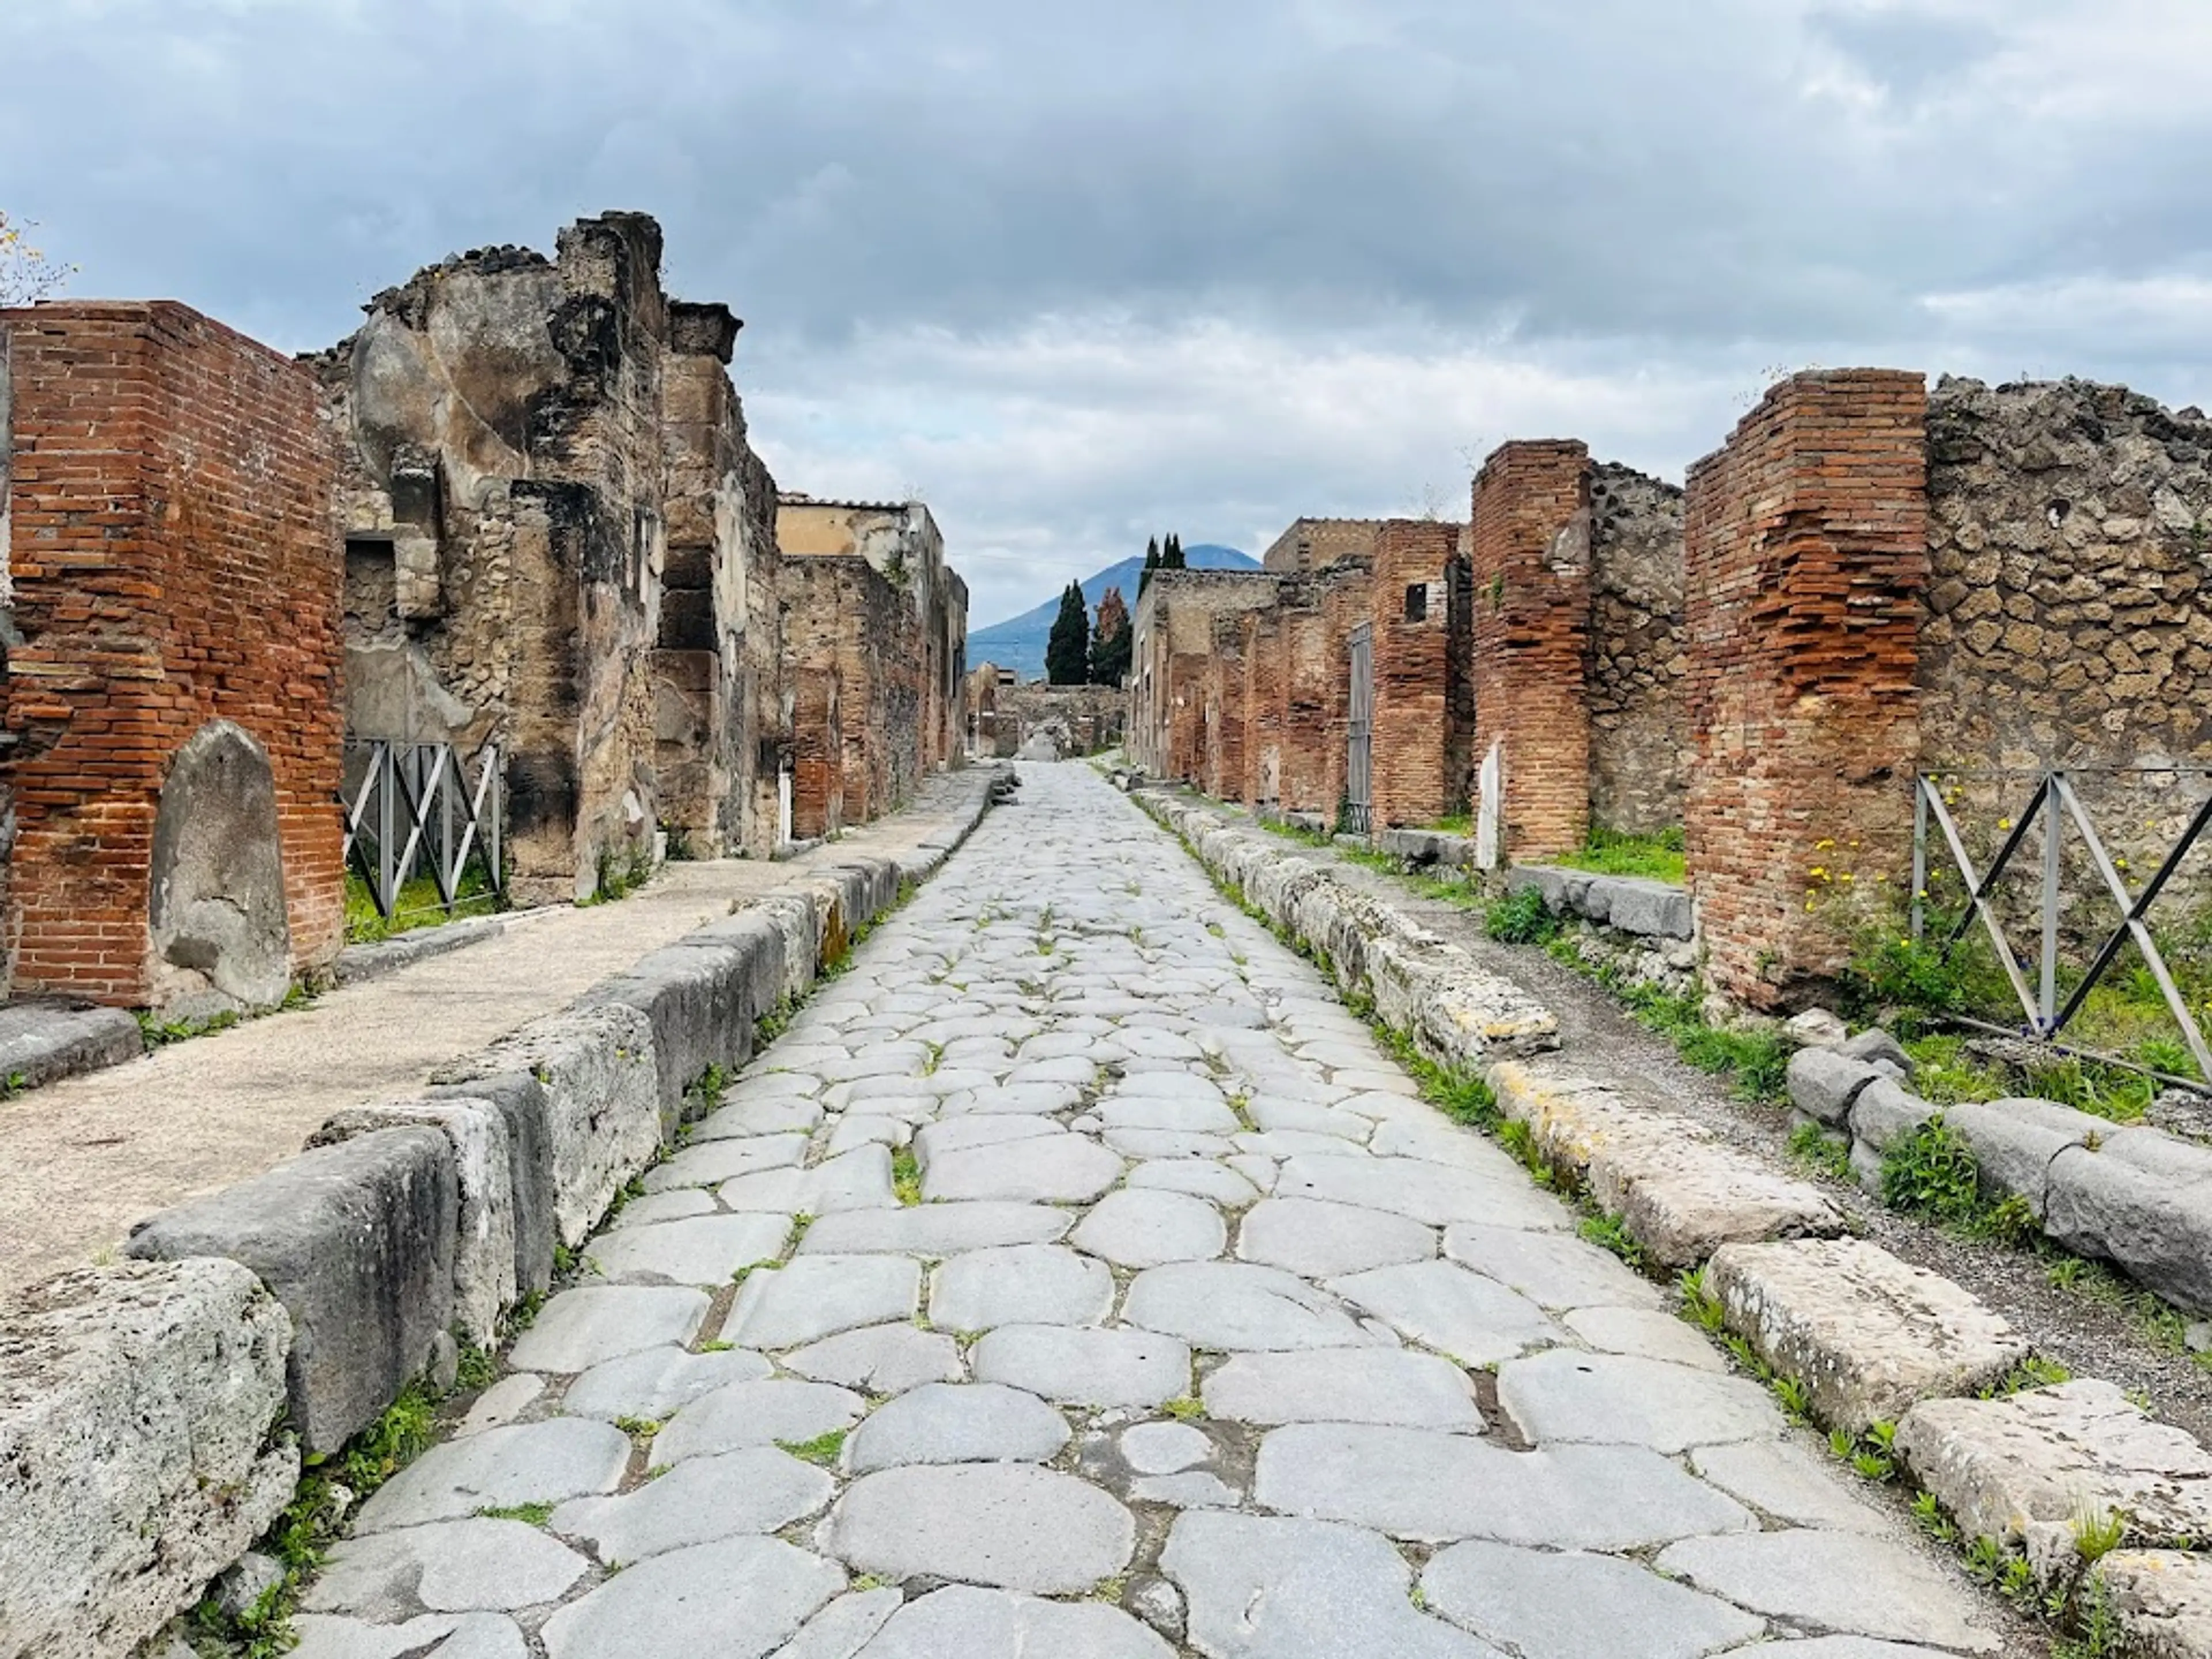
<box><xmin>1245</xmin><ymin>609</ymin><xmax>1285</xmax><ymax>808</ymax></box>
<box><xmin>1684</xmin><ymin>369</ymin><xmax>1929</xmax><ymax>1007</ymax></box>
<box><xmin>1469</xmin><ymin>441</ymin><xmax>1593</xmax><ymax>862</ymax></box>
<box><xmin>1205</xmin><ymin>613</ymin><xmax>1247</xmax><ymax>801</ymax></box>
<box><xmin>1319</xmin><ymin>569</ymin><xmax>1371</xmax><ymax>819</ymax></box>
<box><xmin>1369</xmin><ymin>520</ymin><xmax>1460</xmax><ymax>828</ymax></box>
<box><xmin>1281</xmin><ymin>589</ymin><xmax>1332</xmax><ymax>813</ymax></box>
<box><xmin>2</xmin><ymin>303</ymin><xmax>345</xmax><ymax>1007</ymax></box>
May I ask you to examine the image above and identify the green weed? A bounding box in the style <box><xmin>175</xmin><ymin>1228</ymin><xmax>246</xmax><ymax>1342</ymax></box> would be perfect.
<box><xmin>1484</xmin><ymin>888</ymin><xmax>1560</xmax><ymax>945</ymax></box>
<box><xmin>778</xmin><ymin>1429</ymin><xmax>847</xmax><ymax>1466</ymax></box>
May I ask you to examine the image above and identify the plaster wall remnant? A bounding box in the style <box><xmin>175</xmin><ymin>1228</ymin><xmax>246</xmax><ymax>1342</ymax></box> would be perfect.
<box><xmin>0</xmin><ymin>301</ymin><xmax>346</xmax><ymax>1009</ymax></box>
<box><xmin>775</xmin><ymin>497</ymin><xmax>968</xmax><ymax>840</ymax></box>
<box><xmin>312</xmin><ymin>212</ymin><xmax>791</xmax><ymax>900</ymax></box>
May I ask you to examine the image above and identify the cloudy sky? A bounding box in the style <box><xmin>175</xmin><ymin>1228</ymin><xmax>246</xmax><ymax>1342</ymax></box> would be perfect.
<box><xmin>6</xmin><ymin>0</ymin><xmax>2211</xmax><ymax>626</ymax></box>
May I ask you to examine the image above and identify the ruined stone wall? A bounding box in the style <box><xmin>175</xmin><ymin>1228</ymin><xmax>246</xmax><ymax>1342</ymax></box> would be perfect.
<box><xmin>1244</xmin><ymin>608</ymin><xmax>1285</xmax><ymax>807</ymax></box>
<box><xmin>985</xmin><ymin>683</ymin><xmax>1125</xmax><ymax>759</ymax></box>
<box><xmin>1587</xmin><ymin>463</ymin><xmax>1687</xmax><ymax>837</ymax></box>
<box><xmin>1203</xmin><ymin>613</ymin><xmax>1247</xmax><ymax>800</ymax></box>
<box><xmin>1312</xmin><ymin>563</ymin><xmax>1374</xmax><ymax>817</ymax></box>
<box><xmin>778</xmin><ymin>555</ymin><xmax>922</xmax><ymax>835</ymax></box>
<box><xmin>1469</xmin><ymin>441</ymin><xmax>1594</xmax><ymax>862</ymax></box>
<box><xmin>1261</xmin><ymin>518</ymin><xmax>1382</xmax><ymax>574</ymax></box>
<box><xmin>316</xmin><ymin>214</ymin><xmax>749</xmax><ymax>902</ymax></box>
<box><xmin>1684</xmin><ymin>370</ymin><xmax>1929</xmax><ymax>1008</ymax></box>
<box><xmin>1368</xmin><ymin>520</ymin><xmax>1462</xmax><ymax>829</ymax></box>
<box><xmin>1</xmin><ymin>303</ymin><xmax>345</xmax><ymax>1007</ymax></box>
<box><xmin>1127</xmin><ymin>570</ymin><xmax>1279</xmax><ymax>781</ymax></box>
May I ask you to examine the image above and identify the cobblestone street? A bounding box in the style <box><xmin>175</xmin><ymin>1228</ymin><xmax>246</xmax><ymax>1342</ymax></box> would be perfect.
<box><xmin>293</xmin><ymin>763</ymin><xmax>2010</xmax><ymax>1658</ymax></box>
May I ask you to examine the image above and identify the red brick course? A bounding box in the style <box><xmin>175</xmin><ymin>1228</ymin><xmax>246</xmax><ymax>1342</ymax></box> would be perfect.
<box><xmin>1683</xmin><ymin>370</ymin><xmax>1929</xmax><ymax>1007</ymax></box>
<box><xmin>1369</xmin><ymin>520</ymin><xmax>1461</xmax><ymax>828</ymax></box>
<box><xmin>2</xmin><ymin>302</ymin><xmax>346</xmax><ymax>1005</ymax></box>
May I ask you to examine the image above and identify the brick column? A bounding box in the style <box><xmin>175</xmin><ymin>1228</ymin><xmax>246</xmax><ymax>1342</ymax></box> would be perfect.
<box><xmin>1469</xmin><ymin>440</ymin><xmax>1593</xmax><ymax>862</ymax></box>
<box><xmin>1684</xmin><ymin>370</ymin><xmax>1928</xmax><ymax>1007</ymax></box>
<box><xmin>1369</xmin><ymin>520</ymin><xmax>1460</xmax><ymax>828</ymax></box>
<box><xmin>1244</xmin><ymin>609</ymin><xmax>1285</xmax><ymax>808</ymax></box>
<box><xmin>1203</xmin><ymin>613</ymin><xmax>1247</xmax><ymax>801</ymax></box>
<box><xmin>1281</xmin><ymin>588</ymin><xmax>1333</xmax><ymax>814</ymax></box>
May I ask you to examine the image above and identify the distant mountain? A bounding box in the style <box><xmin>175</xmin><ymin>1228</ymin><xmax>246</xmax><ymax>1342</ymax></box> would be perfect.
<box><xmin>970</xmin><ymin>544</ymin><xmax>1257</xmax><ymax>681</ymax></box>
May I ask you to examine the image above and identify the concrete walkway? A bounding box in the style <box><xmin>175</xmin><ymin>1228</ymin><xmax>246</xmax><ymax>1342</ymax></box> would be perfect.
<box><xmin>289</xmin><ymin>762</ymin><xmax>2018</xmax><ymax>1658</ymax></box>
<box><xmin>0</xmin><ymin>773</ymin><xmax>993</xmax><ymax>1294</ymax></box>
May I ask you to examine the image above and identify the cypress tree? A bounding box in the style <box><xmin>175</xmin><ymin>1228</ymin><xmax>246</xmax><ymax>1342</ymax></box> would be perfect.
<box><xmin>1139</xmin><ymin>537</ymin><xmax>1160</xmax><ymax>597</ymax></box>
<box><xmin>1045</xmin><ymin>581</ymin><xmax>1090</xmax><ymax>685</ymax></box>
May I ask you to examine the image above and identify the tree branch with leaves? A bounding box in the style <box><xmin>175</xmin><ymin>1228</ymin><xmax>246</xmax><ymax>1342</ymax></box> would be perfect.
<box><xmin>1</xmin><ymin>211</ymin><xmax>74</xmax><ymax>307</ymax></box>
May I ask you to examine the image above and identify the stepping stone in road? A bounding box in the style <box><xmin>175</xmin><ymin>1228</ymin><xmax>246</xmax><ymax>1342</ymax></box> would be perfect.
<box><xmin>650</xmin><ymin>1380</ymin><xmax>865</xmax><ymax>1469</ymax></box>
<box><xmin>302</xmin><ymin>1518</ymin><xmax>588</xmax><ymax>1619</ymax></box>
<box><xmin>971</xmin><ymin>1324</ymin><xmax>1192</xmax><ymax>1408</ymax></box>
<box><xmin>561</xmin><ymin>1344</ymin><xmax>773</xmax><ymax>1422</ymax></box>
<box><xmin>929</xmin><ymin>1244</ymin><xmax>1113</xmax><ymax>1331</ymax></box>
<box><xmin>1162</xmin><ymin>1511</ymin><xmax>1501</xmax><ymax>1659</ymax></box>
<box><xmin>1419</xmin><ymin>1539</ymin><xmax>1766</xmax><ymax>1659</ymax></box>
<box><xmin>1495</xmin><ymin>1350</ymin><xmax>1778</xmax><ymax>1454</ymax></box>
<box><xmin>550</xmin><ymin>1446</ymin><xmax>834</xmax><ymax>1565</ymax></box>
<box><xmin>1236</xmin><ymin>1197</ymin><xmax>1434</xmax><ymax>1278</ymax></box>
<box><xmin>1327</xmin><ymin>1260</ymin><xmax>1559</xmax><ymax>1368</ymax></box>
<box><xmin>1202</xmin><ymin>1348</ymin><xmax>1484</xmax><ymax>1431</ymax></box>
<box><xmin>922</xmin><ymin>1135</ymin><xmax>1123</xmax><ymax>1203</ymax></box>
<box><xmin>1655</xmin><ymin>1530</ymin><xmax>2002</xmax><ymax>1653</ymax></box>
<box><xmin>1122</xmin><ymin>1261</ymin><xmax>1380</xmax><ymax>1352</ymax></box>
<box><xmin>507</xmin><ymin>1285</ymin><xmax>710</xmax><ymax>1373</ymax></box>
<box><xmin>354</xmin><ymin>1419</ymin><xmax>631</xmax><ymax>1533</ymax></box>
<box><xmin>843</xmin><ymin>1381</ymin><xmax>1071</xmax><ymax>1473</ymax></box>
<box><xmin>539</xmin><ymin>1535</ymin><xmax>846</xmax><ymax>1659</ymax></box>
<box><xmin>1069</xmin><ymin>1188</ymin><xmax>1229</xmax><ymax>1267</ymax></box>
<box><xmin>849</xmin><ymin>1585</ymin><xmax>1173</xmax><ymax>1658</ymax></box>
<box><xmin>728</xmin><ymin>1254</ymin><xmax>921</xmax><ymax>1350</ymax></box>
<box><xmin>823</xmin><ymin>1464</ymin><xmax>1134</xmax><ymax>1595</ymax></box>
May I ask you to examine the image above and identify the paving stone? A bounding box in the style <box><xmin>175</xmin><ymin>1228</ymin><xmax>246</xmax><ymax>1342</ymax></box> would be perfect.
<box><xmin>851</xmin><ymin>1585</ymin><xmax>1175</xmax><ymax>1658</ymax></box>
<box><xmin>459</xmin><ymin>1373</ymin><xmax>544</xmax><ymax>1435</ymax></box>
<box><xmin>1237</xmin><ymin>1198</ymin><xmax>1434</xmax><ymax>1278</ymax></box>
<box><xmin>1104</xmin><ymin>1128</ymin><xmax>1241</xmax><ymax>1161</ymax></box>
<box><xmin>1096</xmin><ymin>1096</ymin><xmax>1241</xmax><ymax>1134</ymax></box>
<box><xmin>607</xmin><ymin>1189</ymin><xmax>717</xmax><ymax>1228</ymax></box>
<box><xmin>1070</xmin><ymin>1188</ymin><xmax>1229</xmax><ymax>1267</ymax></box>
<box><xmin>1689</xmin><ymin>1439</ymin><xmax>1894</xmax><ymax>1533</ymax></box>
<box><xmin>1236</xmin><ymin>1129</ymin><xmax>1374</xmax><ymax>1160</ymax></box>
<box><xmin>550</xmin><ymin>1446</ymin><xmax>834</xmax><ymax>1563</ymax></box>
<box><xmin>1420</xmin><ymin>1539</ymin><xmax>1766</xmax><ymax>1659</ymax></box>
<box><xmin>691</xmin><ymin>1097</ymin><xmax>825</xmax><ymax>1140</ymax></box>
<box><xmin>923</xmin><ymin>1136</ymin><xmax>1124</xmax><ymax>1203</ymax></box>
<box><xmin>1110</xmin><ymin>1071</ymin><xmax>1232</xmax><ymax>1103</ymax></box>
<box><xmin>823</xmin><ymin>1464</ymin><xmax>1134</xmax><ymax>1594</ymax></box>
<box><xmin>641</xmin><ymin>1132</ymin><xmax>809</xmax><ymax>1192</ymax></box>
<box><xmin>1497</xmin><ymin>1349</ymin><xmax>1779</xmax><ymax>1452</ymax></box>
<box><xmin>1252</xmin><ymin>1422</ymin><xmax>1756</xmax><ymax>1548</ymax></box>
<box><xmin>2090</xmin><ymin>1550</ymin><xmax>2212</xmax><ymax>1659</ymax></box>
<box><xmin>1120</xmin><ymin>1421</ymin><xmax>1213</xmax><ymax>1474</ymax></box>
<box><xmin>586</xmin><ymin>1213</ymin><xmax>792</xmax><ymax>1286</ymax></box>
<box><xmin>844</xmin><ymin>1382</ymin><xmax>1071</xmax><ymax>1472</ymax></box>
<box><xmin>1245</xmin><ymin>1096</ymin><xmax>1374</xmax><ymax>1141</ymax></box>
<box><xmin>1125</xmin><ymin>1158</ymin><xmax>1263</xmax><ymax>1207</ymax></box>
<box><xmin>1372</xmin><ymin>1119</ymin><xmax>1528</xmax><ymax>1173</ymax></box>
<box><xmin>825</xmin><ymin>1116</ymin><xmax>914</xmax><ymax>1156</ymax></box>
<box><xmin>355</xmin><ymin>1419</ymin><xmax>631</xmax><ymax>1533</ymax></box>
<box><xmin>779</xmin><ymin>1587</ymin><xmax>905</xmax><ymax>1659</ymax></box>
<box><xmin>948</xmin><ymin>1082</ymin><xmax>1088</xmax><ymax>1116</ymax></box>
<box><xmin>971</xmin><ymin>1324</ymin><xmax>1192</xmax><ymax>1407</ymax></box>
<box><xmin>651</xmin><ymin>1379</ymin><xmax>866</xmax><ymax>1468</ymax></box>
<box><xmin>1327</xmin><ymin>1259</ymin><xmax>1559</xmax><ymax>1366</ymax></box>
<box><xmin>1228</xmin><ymin>1153</ymin><xmax>1279</xmax><ymax>1194</ymax></box>
<box><xmin>719</xmin><ymin>1146</ymin><xmax>897</xmax><ymax>1213</ymax></box>
<box><xmin>1711</xmin><ymin>1643</ymin><xmax>1969</xmax><ymax>1659</ymax></box>
<box><xmin>540</xmin><ymin>1535</ymin><xmax>846</xmax><ymax>1659</ymax></box>
<box><xmin>561</xmin><ymin>1343</ymin><xmax>774</xmax><ymax>1421</ymax></box>
<box><xmin>303</xmin><ymin>1518</ymin><xmax>589</xmax><ymax>1618</ymax></box>
<box><xmin>912</xmin><ymin>1116</ymin><xmax>1063</xmax><ymax>1166</ymax></box>
<box><xmin>1440</xmin><ymin>1222</ymin><xmax>1664</xmax><ymax>1310</ymax></box>
<box><xmin>1203</xmin><ymin>1348</ymin><xmax>1483</xmax><ymax>1430</ymax></box>
<box><xmin>289</xmin><ymin>1613</ymin><xmax>527</xmax><ymax>1659</ymax></box>
<box><xmin>1655</xmin><ymin>1531</ymin><xmax>2002</xmax><ymax>1653</ymax></box>
<box><xmin>1561</xmin><ymin>1305</ymin><xmax>1729</xmax><ymax>1370</ymax></box>
<box><xmin>1162</xmin><ymin>1512</ymin><xmax>1506</xmax><ymax>1658</ymax></box>
<box><xmin>729</xmin><ymin>1255</ymin><xmax>922</xmax><ymax>1349</ymax></box>
<box><xmin>929</xmin><ymin>1243</ymin><xmax>1114</xmax><ymax>1330</ymax></box>
<box><xmin>797</xmin><ymin>1202</ymin><xmax>1073</xmax><ymax>1255</ymax></box>
<box><xmin>1706</xmin><ymin>1238</ymin><xmax>2027</xmax><ymax>1434</ymax></box>
<box><xmin>1277</xmin><ymin>1153</ymin><xmax>1573</xmax><ymax>1230</ymax></box>
<box><xmin>1131</xmin><ymin>1471</ymin><xmax>1243</xmax><ymax>1508</ymax></box>
<box><xmin>785</xmin><ymin>1322</ymin><xmax>965</xmax><ymax>1393</ymax></box>
<box><xmin>1124</xmin><ymin>1261</ymin><xmax>1380</xmax><ymax>1351</ymax></box>
<box><xmin>1895</xmin><ymin>1378</ymin><xmax>2212</xmax><ymax>1585</ymax></box>
<box><xmin>506</xmin><ymin>1285</ymin><xmax>711</xmax><ymax>1373</ymax></box>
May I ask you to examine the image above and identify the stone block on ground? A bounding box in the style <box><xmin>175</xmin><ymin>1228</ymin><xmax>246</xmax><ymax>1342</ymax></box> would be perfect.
<box><xmin>1787</xmin><ymin>1048</ymin><xmax>1885</xmax><ymax>1128</ymax></box>
<box><xmin>577</xmin><ymin>927</ymin><xmax>782</xmax><ymax>1135</ymax></box>
<box><xmin>1847</xmin><ymin>1079</ymin><xmax>1936</xmax><ymax>1154</ymax></box>
<box><xmin>1896</xmin><ymin>1380</ymin><xmax>2212</xmax><ymax>1586</ymax></box>
<box><xmin>0</xmin><ymin>1260</ymin><xmax>297</xmax><ymax>1659</ymax></box>
<box><xmin>0</xmin><ymin>1001</ymin><xmax>143</xmax><ymax>1091</ymax></box>
<box><xmin>1705</xmin><ymin>1238</ymin><xmax>2027</xmax><ymax>1434</ymax></box>
<box><xmin>127</xmin><ymin>1127</ymin><xmax>457</xmax><ymax>1453</ymax></box>
<box><xmin>2090</xmin><ymin>1550</ymin><xmax>2212</xmax><ymax>1659</ymax></box>
<box><xmin>1941</xmin><ymin>1097</ymin><xmax>2109</xmax><ymax>1219</ymax></box>
<box><xmin>2044</xmin><ymin>1129</ymin><xmax>2212</xmax><ymax>1315</ymax></box>
<box><xmin>310</xmin><ymin>1096</ymin><xmax>517</xmax><ymax>1347</ymax></box>
<box><xmin>432</xmin><ymin>1003</ymin><xmax>662</xmax><ymax>1251</ymax></box>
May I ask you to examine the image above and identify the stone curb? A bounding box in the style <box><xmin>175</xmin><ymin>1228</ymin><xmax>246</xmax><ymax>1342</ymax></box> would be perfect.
<box><xmin>0</xmin><ymin>766</ymin><xmax>1005</xmax><ymax>1659</ymax></box>
<box><xmin>1506</xmin><ymin>863</ymin><xmax>1695</xmax><ymax>941</ymax></box>
<box><xmin>0</xmin><ymin>1002</ymin><xmax>145</xmax><ymax>1095</ymax></box>
<box><xmin>331</xmin><ymin>914</ymin><xmax>515</xmax><ymax>987</ymax></box>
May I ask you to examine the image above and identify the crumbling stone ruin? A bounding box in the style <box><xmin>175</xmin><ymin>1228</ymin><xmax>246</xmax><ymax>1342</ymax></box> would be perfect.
<box><xmin>311</xmin><ymin>213</ymin><xmax>789</xmax><ymax>899</ymax></box>
<box><xmin>966</xmin><ymin>669</ymin><xmax>1125</xmax><ymax>758</ymax></box>
<box><xmin>0</xmin><ymin>302</ymin><xmax>346</xmax><ymax>1011</ymax></box>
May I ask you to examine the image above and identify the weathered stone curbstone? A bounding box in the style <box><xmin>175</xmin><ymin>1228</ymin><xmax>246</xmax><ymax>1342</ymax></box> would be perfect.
<box><xmin>1942</xmin><ymin>1097</ymin><xmax>2107</xmax><ymax>1219</ymax></box>
<box><xmin>1706</xmin><ymin>1238</ymin><xmax>2027</xmax><ymax>1434</ymax></box>
<box><xmin>310</xmin><ymin>1097</ymin><xmax>518</xmax><ymax>1349</ymax></box>
<box><xmin>1896</xmin><ymin>1380</ymin><xmax>2212</xmax><ymax>1586</ymax></box>
<box><xmin>2044</xmin><ymin>1130</ymin><xmax>2212</xmax><ymax>1316</ymax></box>
<box><xmin>1787</xmin><ymin>1047</ymin><xmax>1885</xmax><ymax>1128</ymax></box>
<box><xmin>2090</xmin><ymin>1550</ymin><xmax>2212</xmax><ymax>1658</ymax></box>
<box><xmin>0</xmin><ymin>1260</ymin><xmax>297</xmax><ymax>1659</ymax></box>
<box><xmin>578</xmin><ymin>938</ymin><xmax>768</xmax><ymax>1137</ymax></box>
<box><xmin>1597</xmin><ymin>877</ymin><xmax>1695</xmax><ymax>940</ymax></box>
<box><xmin>0</xmin><ymin>1002</ymin><xmax>143</xmax><ymax>1092</ymax></box>
<box><xmin>1847</xmin><ymin>1078</ymin><xmax>1936</xmax><ymax>1154</ymax></box>
<box><xmin>431</xmin><ymin>1003</ymin><xmax>661</xmax><ymax>1252</ymax></box>
<box><xmin>128</xmin><ymin>1128</ymin><xmax>459</xmax><ymax>1453</ymax></box>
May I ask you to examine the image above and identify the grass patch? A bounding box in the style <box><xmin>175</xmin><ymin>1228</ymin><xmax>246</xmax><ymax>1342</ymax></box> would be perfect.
<box><xmin>344</xmin><ymin>864</ymin><xmax>500</xmax><ymax>945</ymax></box>
<box><xmin>1162</xmin><ymin>1396</ymin><xmax>1206</xmax><ymax>1421</ymax></box>
<box><xmin>1484</xmin><ymin>888</ymin><xmax>1560</xmax><ymax>945</ymax></box>
<box><xmin>475</xmin><ymin>1501</ymin><xmax>555</xmax><ymax>1527</ymax></box>
<box><xmin>1786</xmin><ymin>1119</ymin><xmax>1854</xmax><ymax>1182</ymax></box>
<box><xmin>892</xmin><ymin>1147</ymin><xmax>923</xmax><ymax>1206</ymax></box>
<box><xmin>777</xmin><ymin>1429</ymin><xmax>847</xmax><ymax>1466</ymax></box>
<box><xmin>1550</xmin><ymin>824</ymin><xmax>1687</xmax><ymax>885</ymax></box>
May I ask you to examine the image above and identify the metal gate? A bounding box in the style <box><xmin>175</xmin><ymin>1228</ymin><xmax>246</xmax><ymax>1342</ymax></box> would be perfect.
<box><xmin>1345</xmin><ymin>624</ymin><xmax>1373</xmax><ymax>834</ymax></box>
<box><xmin>343</xmin><ymin>741</ymin><xmax>505</xmax><ymax>921</ymax></box>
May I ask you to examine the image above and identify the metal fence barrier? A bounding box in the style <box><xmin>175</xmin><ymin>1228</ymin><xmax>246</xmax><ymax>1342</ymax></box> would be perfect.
<box><xmin>343</xmin><ymin>741</ymin><xmax>504</xmax><ymax>921</ymax></box>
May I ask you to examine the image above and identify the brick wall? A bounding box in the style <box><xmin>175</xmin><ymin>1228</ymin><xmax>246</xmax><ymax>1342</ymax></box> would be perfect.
<box><xmin>1202</xmin><ymin>612</ymin><xmax>1247</xmax><ymax>800</ymax></box>
<box><xmin>1684</xmin><ymin>370</ymin><xmax>1929</xmax><ymax>1007</ymax></box>
<box><xmin>1127</xmin><ymin>570</ymin><xmax>1279</xmax><ymax>781</ymax></box>
<box><xmin>1</xmin><ymin>302</ymin><xmax>345</xmax><ymax>1005</ymax></box>
<box><xmin>778</xmin><ymin>554</ymin><xmax>922</xmax><ymax>837</ymax></box>
<box><xmin>1469</xmin><ymin>441</ymin><xmax>1594</xmax><ymax>861</ymax></box>
<box><xmin>1368</xmin><ymin>520</ymin><xmax>1461</xmax><ymax>828</ymax></box>
<box><xmin>1261</xmin><ymin>518</ymin><xmax>1384</xmax><ymax>574</ymax></box>
<box><xmin>1244</xmin><ymin>607</ymin><xmax>1285</xmax><ymax>806</ymax></box>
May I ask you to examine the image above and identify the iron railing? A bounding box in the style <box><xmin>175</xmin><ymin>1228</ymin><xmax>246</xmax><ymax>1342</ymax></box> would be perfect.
<box><xmin>1911</xmin><ymin>768</ymin><xmax>2212</xmax><ymax>1078</ymax></box>
<box><xmin>343</xmin><ymin>741</ymin><xmax>505</xmax><ymax>921</ymax></box>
